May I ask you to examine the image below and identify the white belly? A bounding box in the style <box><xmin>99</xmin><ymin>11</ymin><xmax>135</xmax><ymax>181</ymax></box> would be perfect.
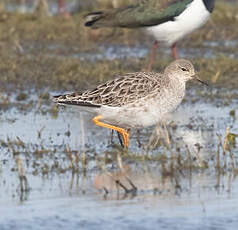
<box><xmin>145</xmin><ymin>0</ymin><xmax>210</xmax><ymax>46</ymax></box>
<box><xmin>99</xmin><ymin>89</ymin><xmax>185</xmax><ymax>129</ymax></box>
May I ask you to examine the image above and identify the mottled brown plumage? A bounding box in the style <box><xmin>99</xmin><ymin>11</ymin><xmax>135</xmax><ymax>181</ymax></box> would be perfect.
<box><xmin>54</xmin><ymin>72</ymin><xmax>165</xmax><ymax>108</ymax></box>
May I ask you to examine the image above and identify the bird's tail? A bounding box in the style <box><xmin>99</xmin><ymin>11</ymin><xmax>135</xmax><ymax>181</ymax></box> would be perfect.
<box><xmin>53</xmin><ymin>94</ymin><xmax>68</xmax><ymax>104</ymax></box>
<box><xmin>53</xmin><ymin>93</ymin><xmax>100</xmax><ymax>108</ymax></box>
<box><xmin>84</xmin><ymin>11</ymin><xmax>105</xmax><ymax>28</ymax></box>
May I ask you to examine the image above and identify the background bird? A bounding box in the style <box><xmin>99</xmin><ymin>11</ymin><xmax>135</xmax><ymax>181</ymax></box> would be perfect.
<box><xmin>85</xmin><ymin>0</ymin><xmax>215</xmax><ymax>70</ymax></box>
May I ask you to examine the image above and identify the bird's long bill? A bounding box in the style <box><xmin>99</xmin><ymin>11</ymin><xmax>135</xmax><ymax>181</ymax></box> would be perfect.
<box><xmin>193</xmin><ymin>74</ymin><xmax>208</xmax><ymax>86</ymax></box>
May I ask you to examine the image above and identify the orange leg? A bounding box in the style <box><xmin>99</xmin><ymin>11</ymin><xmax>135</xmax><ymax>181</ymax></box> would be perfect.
<box><xmin>93</xmin><ymin>115</ymin><xmax>130</xmax><ymax>148</ymax></box>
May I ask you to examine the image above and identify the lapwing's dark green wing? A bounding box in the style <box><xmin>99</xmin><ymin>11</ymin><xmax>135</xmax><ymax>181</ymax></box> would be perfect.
<box><xmin>85</xmin><ymin>0</ymin><xmax>193</xmax><ymax>28</ymax></box>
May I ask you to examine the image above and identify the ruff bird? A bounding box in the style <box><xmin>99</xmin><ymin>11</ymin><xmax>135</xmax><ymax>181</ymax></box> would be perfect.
<box><xmin>53</xmin><ymin>59</ymin><xmax>207</xmax><ymax>148</ymax></box>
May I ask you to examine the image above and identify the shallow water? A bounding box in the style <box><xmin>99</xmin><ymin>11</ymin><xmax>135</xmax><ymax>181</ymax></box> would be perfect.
<box><xmin>5</xmin><ymin>0</ymin><xmax>60</xmax><ymax>15</ymax></box>
<box><xmin>0</xmin><ymin>87</ymin><xmax>238</xmax><ymax>229</ymax></box>
<box><xmin>1</xmin><ymin>189</ymin><xmax>238</xmax><ymax>230</ymax></box>
<box><xmin>21</xmin><ymin>39</ymin><xmax>238</xmax><ymax>64</ymax></box>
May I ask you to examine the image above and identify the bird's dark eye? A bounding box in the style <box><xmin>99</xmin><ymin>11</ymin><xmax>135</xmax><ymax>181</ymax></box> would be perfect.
<box><xmin>181</xmin><ymin>67</ymin><xmax>188</xmax><ymax>72</ymax></box>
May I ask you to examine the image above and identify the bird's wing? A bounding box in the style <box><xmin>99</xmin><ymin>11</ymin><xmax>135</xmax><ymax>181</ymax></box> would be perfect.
<box><xmin>53</xmin><ymin>72</ymin><xmax>162</xmax><ymax>108</ymax></box>
<box><xmin>84</xmin><ymin>0</ymin><xmax>193</xmax><ymax>28</ymax></box>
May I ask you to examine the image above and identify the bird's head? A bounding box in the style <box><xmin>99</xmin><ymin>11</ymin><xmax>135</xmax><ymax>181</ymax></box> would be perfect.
<box><xmin>165</xmin><ymin>59</ymin><xmax>208</xmax><ymax>86</ymax></box>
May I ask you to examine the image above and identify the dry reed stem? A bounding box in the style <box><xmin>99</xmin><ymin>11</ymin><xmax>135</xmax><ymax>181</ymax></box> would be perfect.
<box><xmin>14</xmin><ymin>156</ymin><xmax>29</xmax><ymax>192</ymax></box>
<box><xmin>223</xmin><ymin>127</ymin><xmax>229</xmax><ymax>155</ymax></box>
<box><xmin>80</xmin><ymin>112</ymin><xmax>87</xmax><ymax>174</ymax></box>
<box><xmin>216</xmin><ymin>134</ymin><xmax>222</xmax><ymax>171</ymax></box>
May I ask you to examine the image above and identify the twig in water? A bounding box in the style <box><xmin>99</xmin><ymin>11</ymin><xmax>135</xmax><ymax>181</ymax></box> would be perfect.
<box><xmin>216</xmin><ymin>133</ymin><xmax>222</xmax><ymax>172</ymax></box>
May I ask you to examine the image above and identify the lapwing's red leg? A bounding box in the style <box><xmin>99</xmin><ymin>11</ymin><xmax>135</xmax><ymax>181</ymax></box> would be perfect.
<box><xmin>58</xmin><ymin>0</ymin><xmax>70</xmax><ymax>18</ymax></box>
<box><xmin>171</xmin><ymin>43</ymin><xmax>179</xmax><ymax>59</ymax></box>
<box><xmin>148</xmin><ymin>40</ymin><xmax>158</xmax><ymax>71</ymax></box>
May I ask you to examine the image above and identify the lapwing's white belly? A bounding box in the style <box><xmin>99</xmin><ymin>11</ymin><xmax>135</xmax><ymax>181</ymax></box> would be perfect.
<box><xmin>146</xmin><ymin>0</ymin><xmax>210</xmax><ymax>46</ymax></box>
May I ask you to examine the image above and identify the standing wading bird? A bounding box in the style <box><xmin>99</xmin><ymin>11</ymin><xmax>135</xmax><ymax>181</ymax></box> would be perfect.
<box><xmin>84</xmin><ymin>0</ymin><xmax>215</xmax><ymax>71</ymax></box>
<box><xmin>53</xmin><ymin>59</ymin><xmax>208</xmax><ymax>148</ymax></box>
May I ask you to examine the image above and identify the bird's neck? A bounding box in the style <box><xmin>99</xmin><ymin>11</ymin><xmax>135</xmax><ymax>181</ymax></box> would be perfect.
<box><xmin>202</xmin><ymin>0</ymin><xmax>215</xmax><ymax>13</ymax></box>
<box><xmin>167</xmin><ymin>75</ymin><xmax>186</xmax><ymax>97</ymax></box>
